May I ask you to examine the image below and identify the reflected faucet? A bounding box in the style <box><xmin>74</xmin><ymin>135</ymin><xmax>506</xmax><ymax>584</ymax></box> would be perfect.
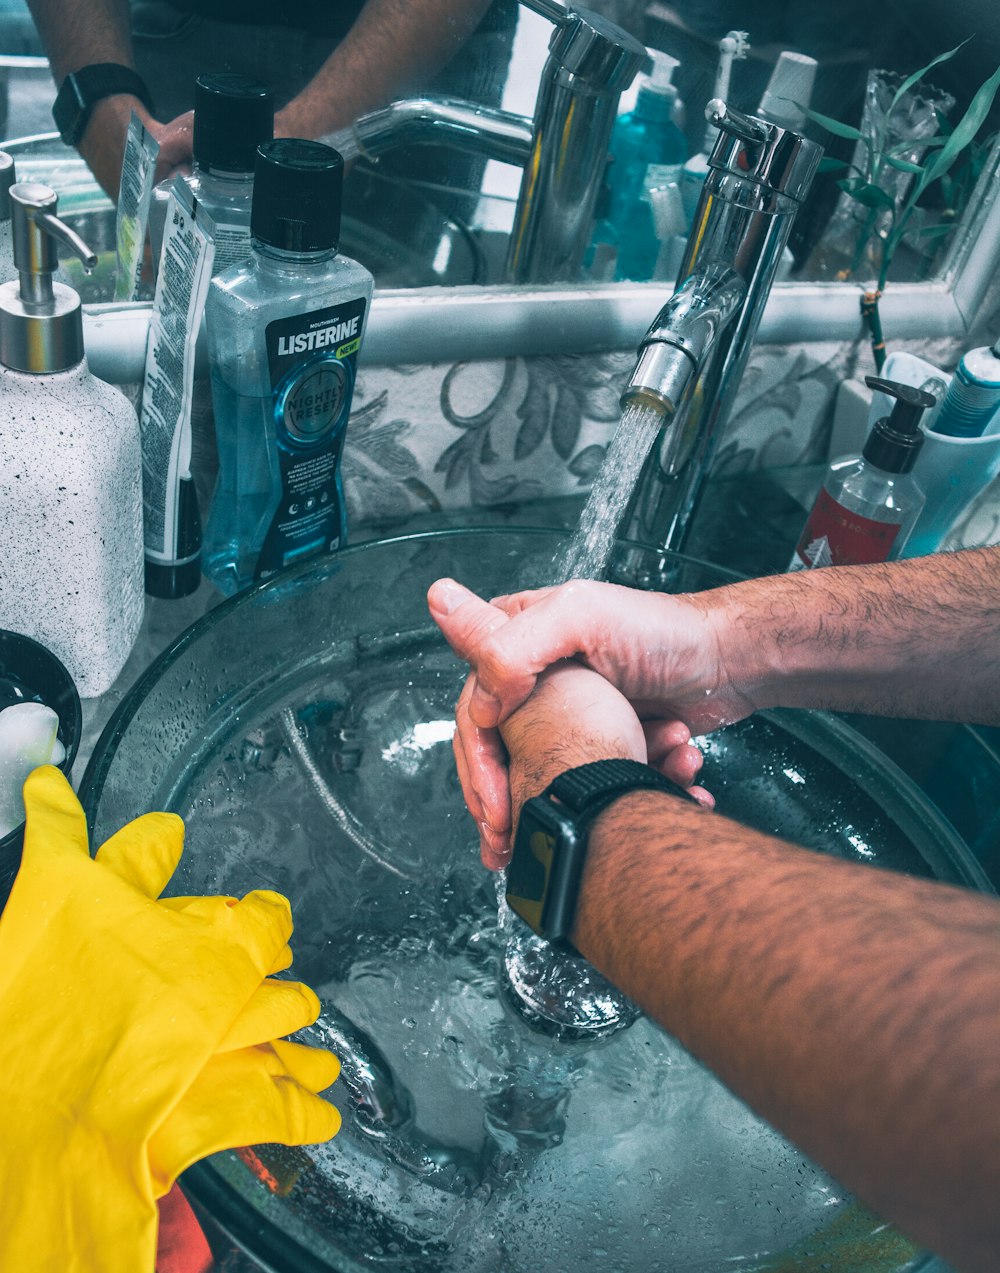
<box><xmin>346</xmin><ymin>2</ymin><xmax>646</xmax><ymax>283</ymax></box>
<box><xmin>617</xmin><ymin>101</ymin><xmax>823</xmax><ymax>560</ymax></box>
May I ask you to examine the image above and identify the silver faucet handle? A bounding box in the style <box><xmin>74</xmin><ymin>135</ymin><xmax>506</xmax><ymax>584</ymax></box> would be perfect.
<box><xmin>705</xmin><ymin>100</ymin><xmax>823</xmax><ymax>204</ymax></box>
<box><xmin>706</xmin><ymin>98</ymin><xmax>768</xmax><ymax>147</ymax></box>
<box><xmin>545</xmin><ymin>5</ymin><xmax>647</xmax><ymax>92</ymax></box>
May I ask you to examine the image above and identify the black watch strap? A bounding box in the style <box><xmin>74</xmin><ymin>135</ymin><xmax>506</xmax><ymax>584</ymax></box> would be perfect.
<box><xmin>546</xmin><ymin>757</ymin><xmax>698</xmax><ymax>815</ymax></box>
<box><xmin>53</xmin><ymin>64</ymin><xmax>156</xmax><ymax>147</ymax></box>
<box><xmin>507</xmin><ymin>759</ymin><xmax>700</xmax><ymax>948</ymax></box>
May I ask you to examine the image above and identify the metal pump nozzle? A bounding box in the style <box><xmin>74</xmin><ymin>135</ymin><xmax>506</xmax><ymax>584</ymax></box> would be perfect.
<box><xmin>0</xmin><ymin>182</ymin><xmax>98</xmax><ymax>373</ymax></box>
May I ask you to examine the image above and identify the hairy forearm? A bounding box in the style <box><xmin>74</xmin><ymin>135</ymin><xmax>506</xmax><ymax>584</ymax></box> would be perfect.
<box><xmin>699</xmin><ymin>546</ymin><xmax>1000</xmax><ymax>725</ymax></box>
<box><xmin>573</xmin><ymin>792</ymin><xmax>1000</xmax><ymax>1271</ymax></box>
<box><xmin>278</xmin><ymin>0</ymin><xmax>496</xmax><ymax>138</ymax></box>
<box><xmin>26</xmin><ymin>0</ymin><xmax>134</xmax><ymax>79</ymax></box>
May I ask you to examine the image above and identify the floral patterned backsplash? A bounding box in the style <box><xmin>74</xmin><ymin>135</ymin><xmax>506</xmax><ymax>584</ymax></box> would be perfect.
<box><xmin>342</xmin><ymin>272</ymin><xmax>1000</xmax><ymax>553</ymax></box>
<box><xmin>343</xmin><ymin>341</ymin><xmax>847</xmax><ymax>533</ymax></box>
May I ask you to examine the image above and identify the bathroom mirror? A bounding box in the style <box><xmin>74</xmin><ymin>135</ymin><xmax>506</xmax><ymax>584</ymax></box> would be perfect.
<box><xmin>1</xmin><ymin>0</ymin><xmax>998</xmax><ymax>354</ymax></box>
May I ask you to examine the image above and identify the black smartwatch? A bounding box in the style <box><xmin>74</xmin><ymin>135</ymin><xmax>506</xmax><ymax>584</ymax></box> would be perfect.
<box><xmin>506</xmin><ymin>758</ymin><xmax>699</xmax><ymax>947</ymax></box>
<box><xmin>53</xmin><ymin>64</ymin><xmax>156</xmax><ymax>147</ymax></box>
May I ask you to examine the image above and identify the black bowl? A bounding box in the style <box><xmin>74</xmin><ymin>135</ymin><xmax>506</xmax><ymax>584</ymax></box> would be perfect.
<box><xmin>0</xmin><ymin>630</ymin><xmax>83</xmax><ymax>907</ymax></box>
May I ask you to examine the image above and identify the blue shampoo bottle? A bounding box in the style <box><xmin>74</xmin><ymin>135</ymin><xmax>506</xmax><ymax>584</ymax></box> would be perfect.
<box><xmin>608</xmin><ymin>50</ymin><xmax>688</xmax><ymax>281</ymax></box>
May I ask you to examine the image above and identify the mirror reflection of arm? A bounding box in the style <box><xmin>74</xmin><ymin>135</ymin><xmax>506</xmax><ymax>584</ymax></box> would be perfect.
<box><xmin>273</xmin><ymin>0</ymin><xmax>497</xmax><ymax>141</ymax></box>
<box><xmin>499</xmin><ymin>664</ymin><xmax>1000</xmax><ymax>1273</ymax></box>
<box><xmin>25</xmin><ymin>0</ymin><xmax>169</xmax><ymax>198</ymax></box>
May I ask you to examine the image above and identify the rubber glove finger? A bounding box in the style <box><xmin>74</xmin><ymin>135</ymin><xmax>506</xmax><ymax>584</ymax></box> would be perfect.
<box><xmin>148</xmin><ymin>1046</ymin><xmax>341</xmax><ymax>1195</ymax></box>
<box><xmin>21</xmin><ymin>765</ymin><xmax>90</xmax><ymax>862</ymax></box>
<box><xmin>215</xmin><ymin>979</ymin><xmax>322</xmax><ymax>1053</ymax></box>
<box><xmin>271</xmin><ymin>1038</ymin><xmax>341</xmax><ymax>1092</ymax></box>
<box><xmin>228</xmin><ymin>889</ymin><xmax>295</xmax><ymax>973</ymax></box>
<box><xmin>95</xmin><ymin>811</ymin><xmax>185</xmax><ymax>898</ymax></box>
<box><xmin>164</xmin><ymin>887</ymin><xmax>294</xmax><ymax>975</ymax></box>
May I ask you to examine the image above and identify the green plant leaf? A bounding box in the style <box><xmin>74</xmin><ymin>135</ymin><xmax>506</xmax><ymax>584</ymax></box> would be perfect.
<box><xmin>818</xmin><ymin>156</ymin><xmax>850</xmax><ymax>173</ymax></box>
<box><xmin>887</xmin><ymin>137</ymin><xmax>947</xmax><ymax>157</ymax></box>
<box><xmin>882</xmin><ymin>154</ymin><xmax>926</xmax><ymax>175</ymax></box>
<box><xmin>888</xmin><ymin>40</ymin><xmax>970</xmax><ymax>115</ymax></box>
<box><xmin>838</xmin><ymin>177</ymin><xmax>896</xmax><ymax>210</ymax></box>
<box><xmin>922</xmin><ymin>62</ymin><xmax>1000</xmax><ymax>186</ymax></box>
<box><xmin>803</xmin><ymin>106</ymin><xmax>865</xmax><ymax>142</ymax></box>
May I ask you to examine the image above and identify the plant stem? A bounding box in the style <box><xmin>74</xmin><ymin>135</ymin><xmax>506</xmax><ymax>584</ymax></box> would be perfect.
<box><xmin>860</xmin><ymin>290</ymin><xmax>887</xmax><ymax>372</ymax></box>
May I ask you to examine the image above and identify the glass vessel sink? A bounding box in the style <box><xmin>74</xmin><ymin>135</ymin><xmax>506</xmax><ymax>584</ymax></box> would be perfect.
<box><xmin>80</xmin><ymin>528</ymin><xmax>990</xmax><ymax>1273</ymax></box>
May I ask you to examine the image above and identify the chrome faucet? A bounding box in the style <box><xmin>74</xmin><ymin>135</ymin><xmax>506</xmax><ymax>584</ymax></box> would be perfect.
<box><xmin>617</xmin><ymin>101</ymin><xmax>823</xmax><ymax>560</ymax></box>
<box><xmin>347</xmin><ymin>2</ymin><xmax>646</xmax><ymax>284</ymax></box>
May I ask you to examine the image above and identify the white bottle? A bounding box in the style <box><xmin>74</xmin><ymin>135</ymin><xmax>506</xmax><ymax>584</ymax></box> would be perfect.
<box><xmin>680</xmin><ymin>30</ymin><xmax>750</xmax><ymax>225</ymax></box>
<box><xmin>0</xmin><ymin>183</ymin><xmax>144</xmax><ymax>696</ymax></box>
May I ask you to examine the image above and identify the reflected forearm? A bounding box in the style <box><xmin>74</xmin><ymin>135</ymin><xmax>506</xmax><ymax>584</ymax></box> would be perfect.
<box><xmin>26</xmin><ymin>0</ymin><xmax>135</xmax><ymax>80</ymax></box>
<box><xmin>276</xmin><ymin>0</ymin><xmax>496</xmax><ymax>137</ymax></box>
<box><xmin>701</xmin><ymin>546</ymin><xmax>1000</xmax><ymax>725</ymax></box>
<box><xmin>573</xmin><ymin>790</ymin><xmax>1000</xmax><ymax>1273</ymax></box>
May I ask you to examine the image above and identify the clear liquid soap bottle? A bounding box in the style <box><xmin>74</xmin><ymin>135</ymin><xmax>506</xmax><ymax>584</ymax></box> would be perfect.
<box><xmin>790</xmin><ymin>376</ymin><xmax>936</xmax><ymax>570</ymax></box>
<box><xmin>150</xmin><ymin>72</ymin><xmax>273</xmax><ymax>274</ymax></box>
<box><xmin>203</xmin><ymin>139</ymin><xmax>374</xmax><ymax>595</ymax></box>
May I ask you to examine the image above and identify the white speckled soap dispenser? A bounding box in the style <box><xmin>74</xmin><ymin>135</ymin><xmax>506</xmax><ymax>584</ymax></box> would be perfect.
<box><xmin>0</xmin><ymin>182</ymin><xmax>144</xmax><ymax>697</ymax></box>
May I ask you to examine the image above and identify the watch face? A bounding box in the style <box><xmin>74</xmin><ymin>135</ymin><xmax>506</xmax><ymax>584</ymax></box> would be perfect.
<box><xmin>506</xmin><ymin>812</ymin><xmax>555</xmax><ymax>934</ymax></box>
<box><xmin>506</xmin><ymin>798</ymin><xmax>581</xmax><ymax>942</ymax></box>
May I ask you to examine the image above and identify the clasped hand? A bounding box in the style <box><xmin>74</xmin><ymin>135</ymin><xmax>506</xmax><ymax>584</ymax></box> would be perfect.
<box><xmin>427</xmin><ymin>576</ymin><xmax>755</xmax><ymax>867</ymax></box>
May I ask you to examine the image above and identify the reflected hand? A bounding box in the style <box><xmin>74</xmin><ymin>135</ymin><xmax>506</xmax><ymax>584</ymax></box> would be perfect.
<box><xmin>428</xmin><ymin>578</ymin><xmax>728</xmax><ymax>868</ymax></box>
<box><xmin>78</xmin><ymin>98</ymin><xmax>193</xmax><ymax>200</ymax></box>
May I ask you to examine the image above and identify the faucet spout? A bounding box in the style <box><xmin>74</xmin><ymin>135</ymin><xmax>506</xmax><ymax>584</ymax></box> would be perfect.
<box><xmin>616</xmin><ymin>106</ymin><xmax>823</xmax><ymax>561</ymax></box>
<box><xmin>346</xmin><ymin>4</ymin><xmax>645</xmax><ymax>284</ymax></box>
<box><xmin>622</xmin><ymin>265</ymin><xmax>745</xmax><ymax>420</ymax></box>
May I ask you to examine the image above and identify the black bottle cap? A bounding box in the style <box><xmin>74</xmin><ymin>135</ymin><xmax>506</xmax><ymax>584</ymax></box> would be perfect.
<box><xmin>863</xmin><ymin>375</ymin><xmax>937</xmax><ymax>474</ymax></box>
<box><xmin>144</xmin><ymin>476</ymin><xmax>202</xmax><ymax>599</ymax></box>
<box><xmin>250</xmin><ymin>138</ymin><xmax>343</xmax><ymax>252</ymax></box>
<box><xmin>193</xmin><ymin>73</ymin><xmax>273</xmax><ymax>173</ymax></box>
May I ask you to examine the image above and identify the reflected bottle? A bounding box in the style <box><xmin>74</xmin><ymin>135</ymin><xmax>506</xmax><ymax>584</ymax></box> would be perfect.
<box><xmin>150</xmin><ymin>72</ymin><xmax>273</xmax><ymax>275</ymax></box>
<box><xmin>202</xmin><ymin>139</ymin><xmax>373</xmax><ymax>595</ymax></box>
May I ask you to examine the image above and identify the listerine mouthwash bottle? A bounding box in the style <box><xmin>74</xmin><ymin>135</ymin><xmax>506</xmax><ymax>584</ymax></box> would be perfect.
<box><xmin>202</xmin><ymin>139</ymin><xmax>373</xmax><ymax>594</ymax></box>
<box><xmin>150</xmin><ymin>72</ymin><xmax>273</xmax><ymax>275</ymax></box>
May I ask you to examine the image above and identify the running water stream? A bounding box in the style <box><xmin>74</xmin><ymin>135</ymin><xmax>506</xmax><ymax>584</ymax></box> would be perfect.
<box><xmin>555</xmin><ymin>401</ymin><xmax>668</xmax><ymax>582</ymax></box>
<box><xmin>501</xmin><ymin>399</ymin><xmax>672</xmax><ymax>1038</ymax></box>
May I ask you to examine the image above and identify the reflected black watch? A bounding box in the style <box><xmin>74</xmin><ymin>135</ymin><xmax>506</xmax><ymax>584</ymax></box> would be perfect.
<box><xmin>505</xmin><ymin>758</ymin><xmax>698</xmax><ymax>948</ymax></box>
<box><xmin>53</xmin><ymin>63</ymin><xmax>155</xmax><ymax>147</ymax></box>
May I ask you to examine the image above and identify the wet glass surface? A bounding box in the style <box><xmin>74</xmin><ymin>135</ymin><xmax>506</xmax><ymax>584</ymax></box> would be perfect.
<box><xmin>81</xmin><ymin>528</ymin><xmax>987</xmax><ymax>1273</ymax></box>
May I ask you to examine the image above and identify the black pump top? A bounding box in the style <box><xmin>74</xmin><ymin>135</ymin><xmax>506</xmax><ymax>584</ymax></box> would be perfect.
<box><xmin>863</xmin><ymin>375</ymin><xmax>937</xmax><ymax>473</ymax></box>
<box><xmin>193</xmin><ymin>73</ymin><xmax>273</xmax><ymax>172</ymax></box>
<box><xmin>250</xmin><ymin>138</ymin><xmax>344</xmax><ymax>253</ymax></box>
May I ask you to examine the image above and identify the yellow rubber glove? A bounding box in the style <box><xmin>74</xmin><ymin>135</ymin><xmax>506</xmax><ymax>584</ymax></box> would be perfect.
<box><xmin>0</xmin><ymin>766</ymin><xmax>339</xmax><ymax>1273</ymax></box>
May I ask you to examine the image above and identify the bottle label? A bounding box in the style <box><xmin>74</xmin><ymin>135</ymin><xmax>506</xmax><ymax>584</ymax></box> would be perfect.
<box><xmin>255</xmin><ymin>298</ymin><xmax>367</xmax><ymax>582</ymax></box>
<box><xmin>211</xmin><ymin>221</ymin><xmax>252</xmax><ymax>276</ymax></box>
<box><xmin>790</xmin><ymin>486</ymin><xmax>901</xmax><ymax>570</ymax></box>
<box><xmin>115</xmin><ymin>112</ymin><xmax>160</xmax><ymax>302</ymax></box>
<box><xmin>140</xmin><ymin>179</ymin><xmax>214</xmax><ymax>571</ymax></box>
